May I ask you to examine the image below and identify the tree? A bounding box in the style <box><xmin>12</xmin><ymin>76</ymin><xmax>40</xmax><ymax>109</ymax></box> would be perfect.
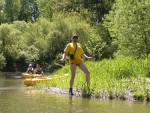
<box><xmin>103</xmin><ymin>0</ymin><xmax>150</xmax><ymax>58</ymax></box>
<box><xmin>0</xmin><ymin>53</ymin><xmax>6</xmax><ymax>69</ymax></box>
<box><xmin>35</xmin><ymin>0</ymin><xmax>53</xmax><ymax>20</ymax></box>
<box><xmin>3</xmin><ymin>0</ymin><xmax>21</xmax><ymax>23</ymax></box>
<box><xmin>18</xmin><ymin>0</ymin><xmax>38</xmax><ymax>22</ymax></box>
<box><xmin>0</xmin><ymin>23</ymin><xmax>21</xmax><ymax>71</ymax></box>
<box><xmin>50</xmin><ymin>0</ymin><xmax>114</xmax><ymax>24</ymax></box>
<box><xmin>0</xmin><ymin>24</ymin><xmax>21</xmax><ymax>58</ymax></box>
<box><xmin>82</xmin><ymin>0</ymin><xmax>115</xmax><ymax>23</ymax></box>
<box><xmin>17</xmin><ymin>45</ymin><xmax>40</xmax><ymax>63</ymax></box>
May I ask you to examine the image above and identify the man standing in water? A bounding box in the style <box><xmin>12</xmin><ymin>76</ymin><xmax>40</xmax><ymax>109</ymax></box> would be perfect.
<box><xmin>60</xmin><ymin>34</ymin><xmax>93</xmax><ymax>95</ymax></box>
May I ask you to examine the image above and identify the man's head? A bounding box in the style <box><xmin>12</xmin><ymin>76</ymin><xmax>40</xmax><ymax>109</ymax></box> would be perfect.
<box><xmin>28</xmin><ymin>64</ymin><xmax>32</xmax><ymax>67</ymax></box>
<box><xmin>71</xmin><ymin>34</ymin><xmax>78</xmax><ymax>42</ymax></box>
<box><xmin>36</xmin><ymin>64</ymin><xmax>40</xmax><ymax>68</ymax></box>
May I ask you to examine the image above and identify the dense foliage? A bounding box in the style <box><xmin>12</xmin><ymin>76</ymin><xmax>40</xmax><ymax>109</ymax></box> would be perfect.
<box><xmin>0</xmin><ymin>0</ymin><xmax>149</xmax><ymax>71</ymax></box>
<box><xmin>104</xmin><ymin>0</ymin><xmax>150</xmax><ymax>58</ymax></box>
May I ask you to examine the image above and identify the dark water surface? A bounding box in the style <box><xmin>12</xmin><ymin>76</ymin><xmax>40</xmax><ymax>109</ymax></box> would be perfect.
<box><xmin>0</xmin><ymin>75</ymin><xmax>149</xmax><ymax>113</ymax></box>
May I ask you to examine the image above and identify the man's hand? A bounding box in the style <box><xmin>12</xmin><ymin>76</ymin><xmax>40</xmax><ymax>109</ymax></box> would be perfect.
<box><xmin>87</xmin><ymin>57</ymin><xmax>93</xmax><ymax>60</ymax></box>
<box><xmin>60</xmin><ymin>58</ymin><xmax>65</xmax><ymax>63</ymax></box>
<box><xmin>60</xmin><ymin>53</ymin><xmax>66</xmax><ymax>63</ymax></box>
<box><xmin>59</xmin><ymin>58</ymin><xmax>65</xmax><ymax>66</ymax></box>
<box><xmin>82</xmin><ymin>54</ymin><xmax>94</xmax><ymax>60</ymax></box>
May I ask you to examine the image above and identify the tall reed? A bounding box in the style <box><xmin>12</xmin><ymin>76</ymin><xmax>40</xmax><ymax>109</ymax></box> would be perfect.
<box><xmin>37</xmin><ymin>57</ymin><xmax>150</xmax><ymax>101</ymax></box>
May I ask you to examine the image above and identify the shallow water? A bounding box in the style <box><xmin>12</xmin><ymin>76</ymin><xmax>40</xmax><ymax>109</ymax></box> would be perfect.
<box><xmin>0</xmin><ymin>75</ymin><xmax>149</xmax><ymax>113</ymax></box>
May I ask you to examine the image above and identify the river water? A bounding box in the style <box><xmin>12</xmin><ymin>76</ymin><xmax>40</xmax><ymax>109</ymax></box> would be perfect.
<box><xmin>0</xmin><ymin>75</ymin><xmax>149</xmax><ymax>113</ymax></box>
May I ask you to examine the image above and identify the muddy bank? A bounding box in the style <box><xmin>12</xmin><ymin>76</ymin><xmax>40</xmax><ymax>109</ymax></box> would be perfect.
<box><xmin>33</xmin><ymin>78</ymin><xmax>150</xmax><ymax>101</ymax></box>
<box><xmin>35</xmin><ymin>87</ymin><xmax>150</xmax><ymax>102</ymax></box>
<box><xmin>0</xmin><ymin>72</ymin><xmax>23</xmax><ymax>77</ymax></box>
<box><xmin>37</xmin><ymin>87</ymin><xmax>82</xmax><ymax>96</ymax></box>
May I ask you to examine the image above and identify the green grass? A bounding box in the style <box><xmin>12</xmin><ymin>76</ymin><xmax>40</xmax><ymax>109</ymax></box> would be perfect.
<box><xmin>36</xmin><ymin>57</ymin><xmax>150</xmax><ymax>101</ymax></box>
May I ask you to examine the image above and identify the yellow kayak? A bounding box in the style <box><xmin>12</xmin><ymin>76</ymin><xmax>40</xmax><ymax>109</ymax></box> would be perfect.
<box><xmin>22</xmin><ymin>73</ymin><xmax>42</xmax><ymax>79</ymax></box>
<box><xmin>24</xmin><ymin>73</ymin><xmax>69</xmax><ymax>86</ymax></box>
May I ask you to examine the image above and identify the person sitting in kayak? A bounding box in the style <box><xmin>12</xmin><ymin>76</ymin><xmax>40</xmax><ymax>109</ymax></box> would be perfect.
<box><xmin>26</xmin><ymin>64</ymin><xmax>34</xmax><ymax>74</ymax></box>
<box><xmin>34</xmin><ymin>64</ymin><xmax>43</xmax><ymax>75</ymax></box>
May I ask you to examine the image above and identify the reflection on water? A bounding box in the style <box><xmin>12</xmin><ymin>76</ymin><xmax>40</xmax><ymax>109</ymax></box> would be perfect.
<box><xmin>0</xmin><ymin>76</ymin><xmax>149</xmax><ymax>113</ymax></box>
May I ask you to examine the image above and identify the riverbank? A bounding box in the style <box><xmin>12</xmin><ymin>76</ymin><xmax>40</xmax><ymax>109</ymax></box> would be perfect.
<box><xmin>0</xmin><ymin>72</ymin><xmax>22</xmax><ymax>76</ymax></box>
<box><xmin>35</xmin><ymin>57</ymin><xmax>150</xmax><ymax>101</ymax></box>
<box><xmin>0</xmin><ymin>71</ymin><xmax>52</xmax><ymax>76</ymax></box>
<box><xmin>36</xmin><ymin>77</ymin><xmax>150</xmax><ymax>102</ymax></box>
<box><xmin>35</xmin><ymin>76</ymin><xmax>150</xmax><ymax>101</ymax></box>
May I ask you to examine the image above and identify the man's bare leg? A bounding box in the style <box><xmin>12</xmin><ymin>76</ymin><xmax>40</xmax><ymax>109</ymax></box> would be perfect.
<box><xmin>78</xmin><ymin>63</ymin><xmax>90</xmax><ymax>87</ymax></box>
<box><xmin>69</xmin><ymin>64</ymin><xmax>77</xmax><ymax>95</ymax></box>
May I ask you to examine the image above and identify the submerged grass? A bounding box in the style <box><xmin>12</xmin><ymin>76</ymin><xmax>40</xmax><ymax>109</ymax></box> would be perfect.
<box><xmin>37</xmin><ymin>57</ymin><xmax>150</xmax><ymax>101</ymax></box>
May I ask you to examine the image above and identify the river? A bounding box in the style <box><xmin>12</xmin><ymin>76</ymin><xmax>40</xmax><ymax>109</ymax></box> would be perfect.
<box><xmin>0</xmin><ymin>75</ymin><xmax>149</xmax><ymax>113</ymax></box>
